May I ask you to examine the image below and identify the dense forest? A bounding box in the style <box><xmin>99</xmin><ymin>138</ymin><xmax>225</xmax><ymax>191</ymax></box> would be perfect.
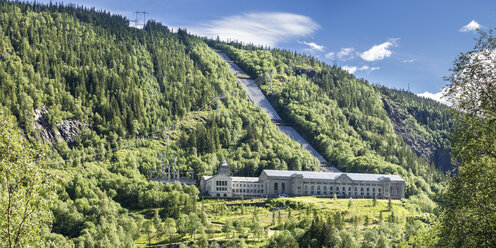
<box><xmin>0</xmin><ymin>1</ymin><xmax>474</xmax><ymax>247</ymax></box>
<box><xmin>0</xmin><ymin>1</ymin><xmax>320</xmax><ymax>246</ymax></box>
<box><xmin>210</xmin><ymin>42</ymin><xmax>450</xmax><ymax>198</ymax></box>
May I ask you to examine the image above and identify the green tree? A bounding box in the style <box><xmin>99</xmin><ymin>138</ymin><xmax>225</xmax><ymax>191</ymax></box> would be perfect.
<box><xmin>164</xmin><ymin>218</ymin><xmax>176</xmax><ymax>245</ymax></box>
<box><xmin>197</xmin><ymin>229</ymin><xmax>208</xmax><ymax>248</ymax></box>
<box><xmin>376</xmin><ymin>233</ymin><xmax>390</xmax><ymax>248</ymax></box>
<box><xmin>187</xmin><ymin>213</ymin><xmax>201</xmax><ymax>241</ymax></box>
<box><xmin>272</xmin><ymin>211</ymin><xmax>276</xmax><ymax>226</ymax></box>
<box><xmin>0</xmin><ymin>111</ymin><xmax>55</xmax><ymax>248</ymax></box>
<box><xmin>153</xmin><ymin>209</ymin><xmax>163</xmax><ymax>236</ymax></box>
<box><xmin>143</xmin><ymin>220</ymin><xmax>154</xmax><ymax>246</ymax></box>
<box><xmin>222</xmin><ymin>219</ymin><xmax>234</xmax><ymax>239</ymax></box>
<box><xmin>348</xmin><ymin>197</ymin><xmax>354</xmax><ymax>209</ymax></box>
<box><xmin>268</xmin><ymin>230</ymin><xmax>298</xmax><ymax>248</ymax></box>
<box><xmin>440</xmin><ymin>29</ymin><xmax>496</xmax><ymax>248</ymax></box>
<box><xmin>373</xmin><ymin>194</ymin><xmax>377</xmax><ymax>207</ymax></box>
<box><xmin>250</xmin><ymin>219</ymin><xmax>264</xmax><ymax>241</ymax></box>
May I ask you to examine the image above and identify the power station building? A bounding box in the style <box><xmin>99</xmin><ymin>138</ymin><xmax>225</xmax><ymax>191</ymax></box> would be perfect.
<box><xmin>200</xmin><ymin>160</ymin><xmax>405</xmax><ymax>199</ymax></box>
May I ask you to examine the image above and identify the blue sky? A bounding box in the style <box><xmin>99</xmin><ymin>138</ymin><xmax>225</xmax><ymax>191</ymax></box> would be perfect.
<box><xmin>36</xmin><ymin>0</ymin><xmax>495</xmax><ymax>103</ymax></box>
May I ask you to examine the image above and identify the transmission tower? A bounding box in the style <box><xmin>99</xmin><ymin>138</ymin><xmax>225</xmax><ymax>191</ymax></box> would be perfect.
<box><xmin>131</xmin><ymin>11</ymin><xmax>148</xmax><ymax>29</ymax></box>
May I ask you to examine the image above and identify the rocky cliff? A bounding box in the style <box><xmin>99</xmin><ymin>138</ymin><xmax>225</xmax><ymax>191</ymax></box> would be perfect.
<box><xmin>33</xmin><ymin>107</ymin><xmax>88</xmax><ymax>146</ymax></box>
<box><xmin>382</xmin><ymin>97</ymin><xmax>453</xmax><ymax>172</ymax></box>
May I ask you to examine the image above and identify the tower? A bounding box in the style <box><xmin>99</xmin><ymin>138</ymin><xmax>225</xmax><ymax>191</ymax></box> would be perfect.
<box><xmin>218</xmin><ymin>160</ymin><xmax>230</xmax><ymax>176</ymax></box>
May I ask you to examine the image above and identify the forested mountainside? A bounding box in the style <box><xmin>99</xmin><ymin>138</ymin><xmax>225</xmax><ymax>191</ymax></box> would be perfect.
<box><xmin>210</xmin><ymin>42</ymin><xmax>450</xmax><ymax>197</ymax></box>
<box><xmin>0</xmin><ymin>1</ymin><xmax>320</xmax><ymax>246</ymax></box>
<box><xmin>0</xmin><ymin>1</ymin><xmax>454</xmax><ymax>247</ymax></box>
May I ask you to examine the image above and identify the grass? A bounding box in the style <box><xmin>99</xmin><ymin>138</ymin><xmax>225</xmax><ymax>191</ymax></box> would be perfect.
<box><xmin>135</xmin><ymin>196</ymin><xmax>424</xmax><ymax>247</ymax></box>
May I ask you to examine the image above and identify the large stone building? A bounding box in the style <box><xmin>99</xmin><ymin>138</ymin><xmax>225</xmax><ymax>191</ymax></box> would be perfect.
<box><xmin>200</xmin><ymin>161</ymin><xmax>405</xmax><ymax>199</ymax></box>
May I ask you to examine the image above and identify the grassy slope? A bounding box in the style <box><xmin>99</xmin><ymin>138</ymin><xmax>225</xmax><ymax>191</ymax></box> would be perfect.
<box><xmin>135</xmin><ymin>197</ymin><xmax>431</xmax><ymax>247</ymax></box>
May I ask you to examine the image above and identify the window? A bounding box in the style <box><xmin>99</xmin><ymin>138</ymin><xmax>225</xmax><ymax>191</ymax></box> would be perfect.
<box><xmin>282</xmin><ymin>183</ymin><xmax>286</xmax><ymax>191</ymax></box>
<box><xmin>361</xmin><ymin>187</ymin><xmax>364</xmax><ymax>191</ymax></box>
<box><xmin>349</xmin><ymin>187</ymin><xmax>351</xmax><ymax>191</ymax></box>
<box><xmin>324</xmin><ymin>186</ymin><xmax>327</xmax><ymax>191</ymax></box>
<box><xmin>379</xmin><ymin>188</ymin><xmax>381</xmax><ymax>192</ymax></box>
<box><xmin>373</xmin><ymin>188</ymin><xmax>375</xmax><ymax>192</ymax></box>
<box><xmin>274</xmin><ymin>183</ymin><xmax>278</xmax><ymax>191</ymax></box>
<box><xmin>216</xmin><ymin>181</ymin><xmax>227</xmax><ymax>186</ymax></box>
<box><xmin>367</xmin><ymin>188</ymin><xmax>369</xmax><ymax>192</ymax></box>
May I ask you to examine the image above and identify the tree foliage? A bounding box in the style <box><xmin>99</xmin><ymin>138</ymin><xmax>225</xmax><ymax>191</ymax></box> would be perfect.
<box><xmin>0</xmin><ymin>110</ymin><xmax>57</xmax><ymax>247</ymax></box>
<box><xmin>440</xmin><ymin>29</ymin><xmax>496</xmax><ymax>248</ymax></box>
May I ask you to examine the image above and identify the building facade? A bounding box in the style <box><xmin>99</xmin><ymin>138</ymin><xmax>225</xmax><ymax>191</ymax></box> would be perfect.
<box><xmin>200</xmin><ymin>161</ymin><xmax>405</xmax><ymax>199</ymax></box>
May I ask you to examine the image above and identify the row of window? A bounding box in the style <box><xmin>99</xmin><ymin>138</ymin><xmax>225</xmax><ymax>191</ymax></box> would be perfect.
<box><xmin>216</xmin><ymin>187</ymin><xmax>227</xmax><ymax>191</ymax></box>
<box><xmin>233</xmin><ymin>188</ymin><xmax>264</xmax><ymax>194</ymax></box>
<box><xmin>304</xmin><ymin>185</ymin><xmax>382</xmax><ymax>193</ymax></box>
<box><xmin>233</xmin><ymin>183</ymin><xmax>262</xmax><ymax>188</ymax></box>
<box><xmin>216</xmin><ymin>181</ymin><xmax>227</xmax><ymax>186</ymax></box>
<box><xmin>305</xmin><ymin>182</ymin><xmax>377</xmax><ymax>186</ymax></box>
<box><xmin>304</xmin><ymin>191</ymin><xmax>382</xmax><ymax>197</ymax></box>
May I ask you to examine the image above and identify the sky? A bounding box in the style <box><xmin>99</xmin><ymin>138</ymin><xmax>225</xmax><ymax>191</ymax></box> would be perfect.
<box><xmin>35</xmin><ymin>0</ymin><xmax>496</xmax><ymax>104</ymax></box>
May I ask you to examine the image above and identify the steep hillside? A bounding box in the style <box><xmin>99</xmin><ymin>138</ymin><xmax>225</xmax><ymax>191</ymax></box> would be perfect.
<box><xmin>377</xmin><ymin>87</ymin><xmax>453</xmax><ymax>172</ymax></box>
<box><xmin>0</xmin><ymin>1</ymin><xmax>452</xmax><ymax>246</ymax></box>
<box><xmin>0</xmin><ymin>1</ymin><xmax>319</xmax><ymax>245</ymax></box>
<box><xmin>210</xmin><ymin>42</ymin><xmax>449</xmax><ymax>197</ymax></box>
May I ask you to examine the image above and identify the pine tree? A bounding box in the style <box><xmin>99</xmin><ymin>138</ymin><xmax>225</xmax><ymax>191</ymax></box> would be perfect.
<box><xmin>272</xmin><ymin>211</ymin><xmax>276</xmax><ymax>226</ymax></box>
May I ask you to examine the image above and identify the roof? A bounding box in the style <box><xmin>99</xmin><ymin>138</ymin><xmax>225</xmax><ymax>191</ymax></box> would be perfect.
<box><xmin>320</xmin><ymin>166</ymin><xmax>342</xmax><ymax>173</ymax></box>
<box><xmin>231</xmin><ymin>177</ymin><xmax>260</xmax><ymax>182</ymax></box>
<box><xmin>262</xmin><ymin>169</ymin><xmax>404</xmax><ymax>182</ymax></box>
<box><xmin>201</xmin><ymin>176</ymin><xmax>213</xmax><ymax>181</ymax></box>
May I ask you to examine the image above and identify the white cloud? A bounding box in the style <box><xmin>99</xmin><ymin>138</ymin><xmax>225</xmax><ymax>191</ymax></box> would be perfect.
<box><xmin>337</xmin><ymin>47</ymin><xmax>355</xmax><ymax>60</ymax></box>
<box><xmin>189</xmin><ymin>12</ymin><xmax>319</xmax><ymax>47</ymax></box>
<box><xmin>402</xmin><ymin>59</ymin><xmax>415</xmax><ymax>63</ymax></box>
<box><xmin>325</xmin><ymin>52</ymin><xmax>335</xmax><ymax>59</ymax></box>
<box><xmin>358</xmin><ymin>65</ymin><xmax>380</xmax><ymax>71</ymax></box>
<box><xmin>342</xmin><ymin>65</ymin><xmax>379</xmax><ymax>74</ymax></box>
<box><xmin>460</xmin><ymin>20</ymin><xmax>481</xmax><ymax>32</ymax></box>
<box><xmin>360</xmin><ymin>38</ymin><xmax>399</xmax><ymax>61</ymax></box>
<box><xmin>342</xmin><ymin>66</ymin><xmax>357</xmax><ymax>74</ymax></box>
<box><xmin>417</xmin><ymin>90</ymin><xmax>450</xmax><ymax>105</ymax></box>
<box><xmin>301</xmin><ymin>41</ymin><xmax>325</xmax><ymax>52</ymax></box>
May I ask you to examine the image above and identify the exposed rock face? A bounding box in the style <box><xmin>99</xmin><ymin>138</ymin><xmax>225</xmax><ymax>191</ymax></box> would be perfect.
<box><xmin>382</xmin><ymin>98</ymin><xmax>453</xmax><ymax>172</ymax></box>
<box><xmin>32</xmin><ymin>107</ymin><xmax>88</xmax><ymax>146</ymax></box>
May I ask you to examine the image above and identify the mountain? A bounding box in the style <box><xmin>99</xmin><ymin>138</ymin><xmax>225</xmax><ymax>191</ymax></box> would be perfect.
<box><xmin>209</xmin><ymin>42</ymin><xmax>450</xmax><ymax>197</ymax></box>
<box><xmin>0</xmin><ymin>1</ymin><xmax>450</xmax><ymax>246</ymax></box>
